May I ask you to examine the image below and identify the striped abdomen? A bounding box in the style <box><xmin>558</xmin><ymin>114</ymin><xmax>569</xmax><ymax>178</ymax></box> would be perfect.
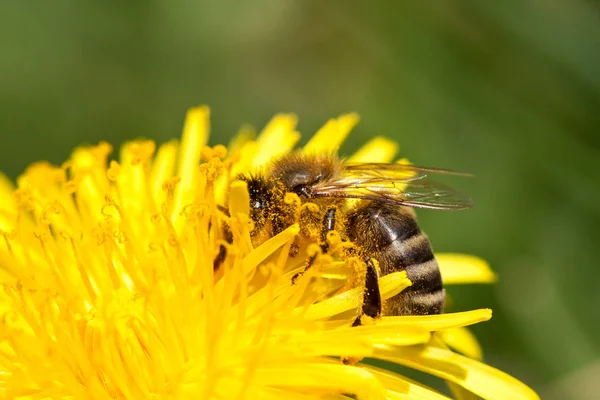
<box><xmin>346</xmin><ymin>201</ymin><xmax>444</xmax><ymax>316</ymax></box>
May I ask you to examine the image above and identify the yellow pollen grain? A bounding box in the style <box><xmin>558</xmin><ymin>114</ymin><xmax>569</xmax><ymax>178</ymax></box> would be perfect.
<box><xmin>200</xmin><ymin>145</ymin><xmax>228</xmax><ymax>162</ymax></box>
<box><xmin>212</xmin><ymin>144</ymin><xmax>228</xmax><ymax>159</ymax></box>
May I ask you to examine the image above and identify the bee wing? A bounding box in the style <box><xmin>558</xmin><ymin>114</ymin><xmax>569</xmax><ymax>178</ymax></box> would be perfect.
<box><xmin>311</xmin><ymin>163</ymin><xmax>474</xmax><ymax>210</ymax></box>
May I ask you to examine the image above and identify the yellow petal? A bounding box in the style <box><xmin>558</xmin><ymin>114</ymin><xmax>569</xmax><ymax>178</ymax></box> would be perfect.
<box><xmin>214</xmin><ymin>124</ymin><xmax>257</xmax><ymax>203</ymax></box>
<box><xmin>378</xmin><ymin>309</ymin><xmax>492</xmax><ymax>332</ymax></box>
<box><xmin>365</xmin><ymin>365</ymin><xmax>451</xmax><ymax>400</ymax></box>
<box><xmin>69</xmin><ymin>145</ymin><xmax>111</xmax><ymax>226</ymax></box>
<box><xmin>0</xmin><ymin>171</ymin><xmax>15</xmax><ymax>198</ymax></box>
<box><xmin>375</xmin><ymin>346</ymin><xmax>540</xmax><ymax>400</ymax></box>
<box><xmin>228</xmin><ymin>123</ymin><xmax>256</xmax><ymax>155</ymax></box>
<box><xmin>227</xmin><ymin>124</ymin><xmax>259</xmax><ymax>176</ymax></box>
<box><xmin>379</xmin><ymin>271</ymin><xmax>412</xmax><ymax>299</ymax></box>
<box><xmin>252</xmin><ymin>114</ymin><xmax>300</xmax><ymax>167</ymax></box>
<box><xmin>395</xmin><ymin>157</ymin><xmax>412</xmax><ymax>165</ymax></box>
<box><xmin>320</xmin><ymin>323</ymin><xmax>431</xmax><ymax>348</ymax></box>
<box><xmin>447</xmin><ymin>381</ymin><xmax>481</xmax><ymax>400</ymax></box>
<box><xmin>441</xmin><ymin>327</ymin><xmax>483</xmax><ymax>360</ymax></box>
<box><xmin>386</xmin><ymin>388</ymin><xmax>451</xmax><ymax>400</ymax></box>
<box><xmin>436</xmin><ymin>253</ymin><xmax>497</xmax><ymax>284</ymax></box>
<box><xmin>430</xmin><ymin>330</ymin><xmax>483</xmax><ymax>399</ymax></box>
<box><xmin>303</xmin><ymin>113</ymin><xmax>359</xmax><ymax>153</ymax></box>
<box><xmin>252</xmin><ymin>364</ymin><xmax>387</xmax><ymax>400</ymax></box>
<box><xmin>0</xmin><ymin>172</ymin><xmax>17</xmax><ymax>231</ymax></box>
<box><xmin>247</xmin><ymin>387</ymin><xmax>334</xmax><ymax>400</ymax></box>
<box><xmin>172</xmin><ymin>106</ymin><xmax>210</xmax><ymax>231</ymax></box>
<box><xmin>243</xmin><ymin>224</ymin><xmax>299</xmax><ymax>275</ymax></box>
<box><xmin>116</xmin><ymin>140</ymin><xmax>156</xmax><ymax>233</ymax></box>
<box><xmin>347</xmin><ymin>137</ymin><xmax>399</xmax><ymax>163</ymax></box>
<box><xmin>149</xmin><ymin>140</ymin><xmax>178</xmax><ymax>210</ymax></box>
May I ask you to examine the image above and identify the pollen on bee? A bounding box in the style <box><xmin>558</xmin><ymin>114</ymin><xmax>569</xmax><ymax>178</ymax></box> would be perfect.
<box><xmin>345</xmin><ymin>255</ymin><xmax>367</xmax><ymax>285</ymax></box>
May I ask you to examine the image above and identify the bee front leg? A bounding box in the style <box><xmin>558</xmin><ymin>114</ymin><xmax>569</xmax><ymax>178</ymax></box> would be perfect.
<box><xmin>352</xmin><ymin>256</ymin><xmax>382</xmax><ymax>326</ymax></box>
<box><xmin>291</xmin><ymin>207</ymin><xmax>337</xmax><ymax>283</ymax></box>
<box><xmin>342</xmin><ymin>255</ymin><xmax>382</xmax><ymax>365</ymax></box>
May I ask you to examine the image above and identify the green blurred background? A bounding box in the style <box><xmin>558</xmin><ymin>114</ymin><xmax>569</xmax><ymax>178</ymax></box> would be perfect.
<box><xmin>2</xmin><ymin>1</ymin><xmax>599</xmax><ymax>398</ymax></box>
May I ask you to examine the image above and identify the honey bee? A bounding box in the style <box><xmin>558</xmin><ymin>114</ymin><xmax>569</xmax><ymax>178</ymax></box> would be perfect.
<box><xmin>235</xmin><ymin>153</ymin><xmax>473</xmax><ymax>323</ymax></box>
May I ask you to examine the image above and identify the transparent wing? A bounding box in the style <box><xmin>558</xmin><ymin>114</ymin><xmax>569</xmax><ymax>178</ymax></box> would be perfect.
<box><xmin>311</xmin><ymin>163</ymin><xmax>474</xmax><ymax>210</ymax></box>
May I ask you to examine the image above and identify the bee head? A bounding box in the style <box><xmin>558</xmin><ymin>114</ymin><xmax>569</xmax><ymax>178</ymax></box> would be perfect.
<box><xmin>242</xmin><ymin>175</ymin><xmax>272</xmax><ymax>214</ymax></box>
<box><xmin>270</xmin><ymin>153</ymin><xmax>339</xmax><ymax>199</ymax></box>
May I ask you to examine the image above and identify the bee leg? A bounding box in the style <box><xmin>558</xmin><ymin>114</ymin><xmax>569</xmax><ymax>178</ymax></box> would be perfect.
<box><xmin>213</xmin><ymin>221</ymin><xmax>233</xmax><ymax>271</ymax></box>
<box><xmin>292</xmin><ymin>207</ymin><xmax>337</xmax><ymax>284</ymax></box>
<box><xmin>288</xmin><ymin>239</ymin><xmax>300</xmax><ymax>257</ymax></box>
<box><xmin>343</xmin><ymin>256</ymin><xmax>382</xmax><ymax>365</ymax></box>
<box><xmin>291</xmin><ymin>254</ymin><xmax>317</xmax><ymax>284</ymax></box>
<box><xmin>352</xmin><ymin>256</ymin><xmax>382</xmax><ymax>327</ymax></box>
<box><xmin>319</xmin><ymin>207</ymin><xmax>336</xmax><ymax>252</ymax></box>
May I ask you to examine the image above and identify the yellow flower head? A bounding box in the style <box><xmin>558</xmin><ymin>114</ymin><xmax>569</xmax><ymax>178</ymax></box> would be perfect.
<box><xmin>0</xmin><ymin>106</ymin><xmax>538</xmax><ymax>399</ymax></box>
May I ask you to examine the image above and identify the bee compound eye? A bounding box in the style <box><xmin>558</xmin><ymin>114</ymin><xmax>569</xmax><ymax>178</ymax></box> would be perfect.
<box><xmin>251</xmin><ymin>199</ymin><xmax>263</xmax><ymax>210</ymax></box>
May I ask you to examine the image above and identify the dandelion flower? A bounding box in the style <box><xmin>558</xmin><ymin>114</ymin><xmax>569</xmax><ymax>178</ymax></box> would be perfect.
<box><xmin>0</xmin><ymin>106</ymin><xmax>539</xmax><ymax>399</ymax></box>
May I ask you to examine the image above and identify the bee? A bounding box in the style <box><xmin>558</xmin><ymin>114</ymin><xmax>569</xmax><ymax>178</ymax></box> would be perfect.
<box><xmin>237</xmin><ymin>152</ymin><xmax>473</xmax><ymax>323</ymax></box>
